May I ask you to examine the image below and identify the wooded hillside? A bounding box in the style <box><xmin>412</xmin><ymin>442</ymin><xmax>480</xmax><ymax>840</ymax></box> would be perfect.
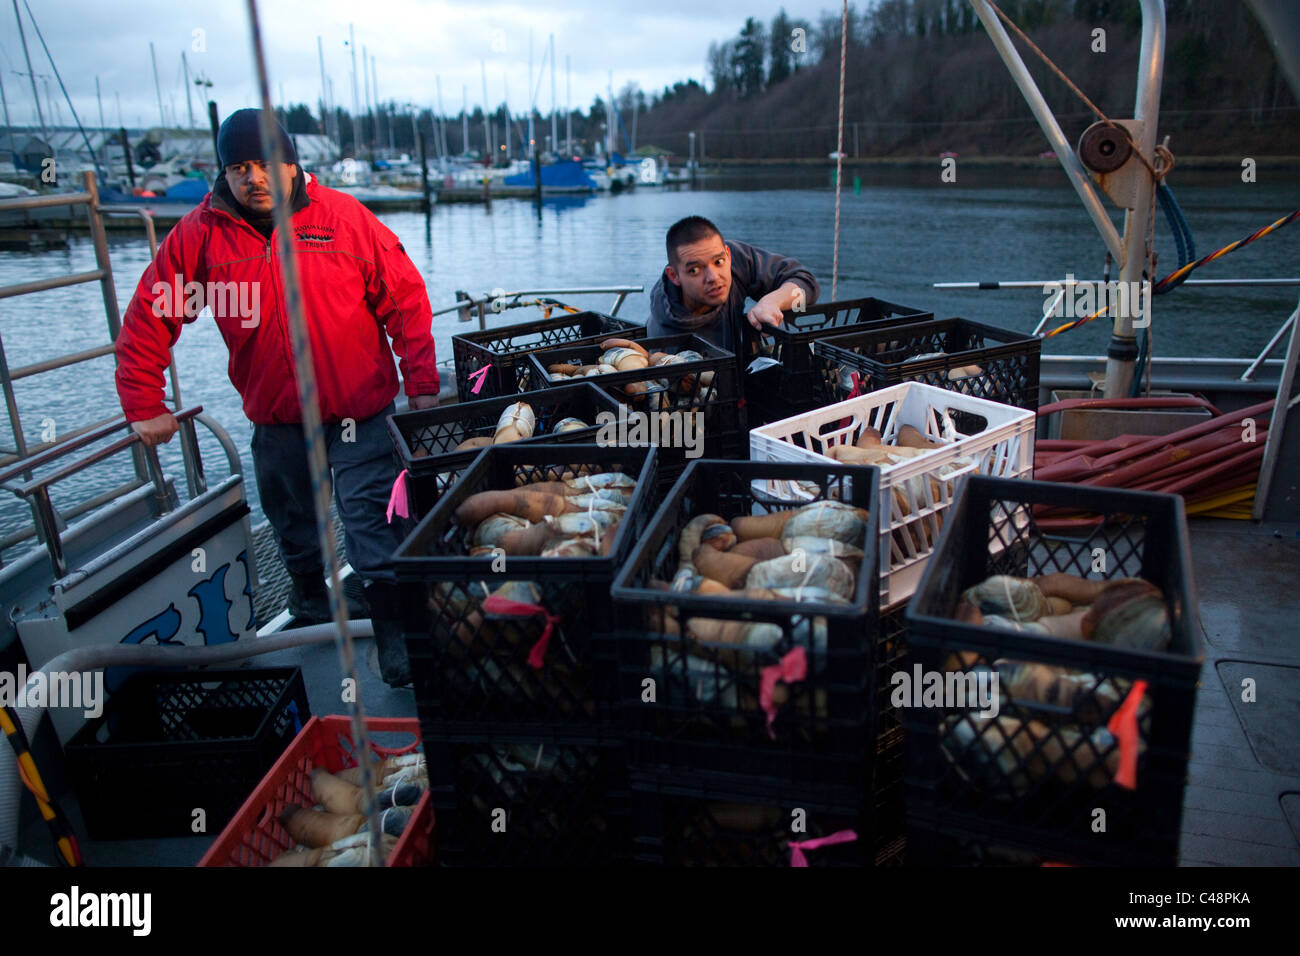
<box><xmin>632</xmin><ymin>0</ymin><xmax>1297</xmax><ymax>160</ymax></box>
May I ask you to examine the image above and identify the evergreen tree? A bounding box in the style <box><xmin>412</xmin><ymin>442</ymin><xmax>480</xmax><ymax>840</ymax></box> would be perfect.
<box><xmin>769</xmin><ymin>8</ymin><xmax>794</xmax><ymax>85</ymax></box>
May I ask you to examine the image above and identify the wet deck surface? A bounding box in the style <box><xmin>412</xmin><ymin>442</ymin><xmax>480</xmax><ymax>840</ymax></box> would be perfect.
<box><xmin>1180</xmin><ymin>518</ymin><xmax>1300</xmax><ymax>865</ymax></box>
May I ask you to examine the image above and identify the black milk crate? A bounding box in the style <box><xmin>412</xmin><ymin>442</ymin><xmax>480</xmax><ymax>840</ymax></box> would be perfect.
<box><xmin>387</xmin><ymin>383</ymin><xmax>622</xmax><ymax>520</ymax></box>
<box><xmin>903</xmin><ymin>476</ymin><xmax>1202</xmax><ymax>867</ymax></box>
<box><xmin>629</xmin><ymin>785</ymin><xmax>871</xmax><ymax>867</ymax></box>
<box><xmin>743</xmin><ymin>297</ymin><xmax>931</xmax><ymax>419</ymax></box>
<box><xmin>452</xmin><ymin>310</ymin><xmax>644</xmax><ymax>400</ymax></box>
<box><xmin>608</xmin><ymin>460</ymin><xmax>882</xmax><ymax>808</ymax></box>
<box><xmin>812</xmin><ymin>316</ymin><xmax>1041</xmax><ymax>413</ymax></box>
<box><xmin>425</xmin><ymin>739</ymin><xmax>630</xmax><ymax>866</ymax></box>
<box><xmin>390</xmin><ymin>444</ymin><xmax>658</xmax><ymax>742</ymax></box>
<box><xmin>527</xmin><ymin>334</ymin><xmax>745</xmax><ymax>491</ymax></box>
<box><xmin>65</xmin><ymin>668</ymin><xmax>309</xmax><ymax>840</ymax></box>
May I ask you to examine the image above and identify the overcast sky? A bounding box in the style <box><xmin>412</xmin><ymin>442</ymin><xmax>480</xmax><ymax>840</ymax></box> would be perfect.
<box><xmin>0</xmin><ymin>0</ymin><xmax>819</xmax><ymax>131</ymax></box>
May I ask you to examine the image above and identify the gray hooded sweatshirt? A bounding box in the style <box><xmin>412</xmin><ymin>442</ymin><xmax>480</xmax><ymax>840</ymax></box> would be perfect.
<box><xmin>646</xmin><ymin>239</ymin><xmax>820</xmax><ymax>355</ymax></box>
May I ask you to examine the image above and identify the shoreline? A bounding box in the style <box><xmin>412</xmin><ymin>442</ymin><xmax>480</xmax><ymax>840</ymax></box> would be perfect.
<box><xmin>691</xmin><ymin>155</ymin><xmax>1300</xmax><ymax>171</ymax></box>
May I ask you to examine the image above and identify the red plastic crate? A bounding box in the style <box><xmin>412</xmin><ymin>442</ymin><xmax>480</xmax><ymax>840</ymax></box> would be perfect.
<box><xmin>198</xmin><ymin>716</ymin><xmax>434</xmax><ymax>867</ymax></box>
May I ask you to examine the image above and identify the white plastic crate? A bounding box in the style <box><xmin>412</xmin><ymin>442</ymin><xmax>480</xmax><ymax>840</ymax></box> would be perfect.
<box><xmin>749</xmin><ymin>381</ymin><xmax>1035</xmax><ymax>608</ymax></box>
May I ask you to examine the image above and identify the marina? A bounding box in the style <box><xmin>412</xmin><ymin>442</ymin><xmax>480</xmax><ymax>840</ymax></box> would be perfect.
<box><xmin>0</xmin><ymin>0</ymin><xmax>1296</xmax><ymax>886</ymax></box>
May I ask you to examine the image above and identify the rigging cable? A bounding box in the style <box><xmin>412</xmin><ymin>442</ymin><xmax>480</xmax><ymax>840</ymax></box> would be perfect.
<box><xmin>244</xmin><ymin>0</ymin><xmax>385</xmax><ymax>867</ymax></box>
<box><xmin>830</xmin><ymin>0</ymin><xmax>848</xmax><ymax>301</ymax></box>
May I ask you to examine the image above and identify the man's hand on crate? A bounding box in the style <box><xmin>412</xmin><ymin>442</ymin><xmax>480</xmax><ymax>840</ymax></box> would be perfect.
<box><xmin>747</xmin><ymin>282</ymin><xmax>806</xmax><ymax>330</ymax></box>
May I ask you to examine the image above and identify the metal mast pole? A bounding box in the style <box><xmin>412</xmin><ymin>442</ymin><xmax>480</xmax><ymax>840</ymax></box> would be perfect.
<box><xmin>149</xmin><ymin>41</ymin><xmax>165</xmax><ymax>126</ymax></box>
<box><xmin>182</xmin><ymin>52</ymin><xmax>197</xmax><ymax>151</ymax></box>
<box><xmin>436</xmin><ymin>75</ymin><xmax>448</xmax><ymax>162</ymax></box>
<box><xmin>1104</xmin><ymin>0</ymin><xmax>1166</xmax><ymax>399</ymax></box>
<box><xmin>348</xmin><ymin>24</ymin><xmax>361</xmax><ymax>156</ymax></box>
<box><xmin>362</xmin><ymin>43</ymin><xmax>371</xmax><ymax>152</ymax></box>
<box><xmin>481</xmin><ymin>59</ymin><xmax>491</xmax><ymax>160</ymax></box>
<box><xmin>503</xmin><ymin>72</ymin><xmax>512</xmax><ymax>161</ymax></box>
<box><xmin>317</xmin><ymin>36</ymin><xmax>329</xmax><ymax>140</ymax></box>
<box><xmin>13</xmin><ymin>0</ymin><xmax>47</xmax><ymax>142</ymax></box>
<box><xmin>527</xmin><ymin>30</ymin><xmax>534</xmax><ymax>152</ymax></box>
<box><xmin>550</xmin><ymin>34</ymin><xmax>557</xmax><ymax>154</ymax></box>
<box><xmin>566</xmin><ymin>55</ymin><xmax>571</xmax><ymax>154</ymax></box>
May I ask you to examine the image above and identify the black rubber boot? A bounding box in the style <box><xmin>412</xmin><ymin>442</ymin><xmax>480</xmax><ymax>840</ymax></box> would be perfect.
<box><xmin>364</xmin><ymin>580</ymin><xmax>412</xmax><ymax>688</ymax></box>
<box><xmin>288</xmin><ymin>569</ymin><xmax>367</xmax><ymax>623</ymax></box>
<box><xmin>287</xmin><ymin>570</ymin><xmax>331</xmax><ymax>624</ymax></box>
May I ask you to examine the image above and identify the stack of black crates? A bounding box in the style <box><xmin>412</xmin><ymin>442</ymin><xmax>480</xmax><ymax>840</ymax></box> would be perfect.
<box><xmin>904</xmin><ymin>476</ymin><xmax>1201</xmax><ymax>866</ymax></box>
<box><xmin>451</xmin><ymin>309</ymin><xmax>646</xmax><ymax>399</ymax></box>
<box><xmin>387</xmin><ymin>381</ymin><xmax>621</xmax><ymax>519</ymax></box>
<box><xmin>527</xmin><ymin>333</ymin><xmax>744</xmax><ymax>495</ymax></box>
<box><xmin>390</xmin><ymin>444</ymin><xmax>659</xmax><ymax>866</ymax></box>
<box><xmin>742</xmin><ymin>297</ymin><xmax>931</xmax><ymax>427</ymax></box>
<box><xmin>609</xmin><ymin>460</ymin><xmax>902</xmax><ymax>866</ymax></box>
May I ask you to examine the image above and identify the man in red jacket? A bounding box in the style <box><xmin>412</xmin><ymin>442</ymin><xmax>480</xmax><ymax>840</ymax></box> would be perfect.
<box><xmin>115</xmin><ymin>109</ymin><xmax>438</xmax><ymax>686</ymax></box>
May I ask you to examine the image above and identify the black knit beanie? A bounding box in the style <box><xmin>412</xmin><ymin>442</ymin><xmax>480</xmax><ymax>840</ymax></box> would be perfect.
<box><xmin>217</xmin><ymin>108</ymin><xmax>298</xmax><ymax>168</ymax></box>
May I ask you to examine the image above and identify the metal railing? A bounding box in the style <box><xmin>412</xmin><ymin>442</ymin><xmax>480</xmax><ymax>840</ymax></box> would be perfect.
<box><xmin>0</xmin><ymin>170</ymin><xmax>195</xmax><ymax>566</ymax></box>
<box><xmin>433</xmin><ymin>285</ymin><xmax>644</xmax><ymax>331</ymax></box>
<box><xmin>0</xmin><ymin>407</ymin><xmax>205</xmax><ymax>578</ymax></box>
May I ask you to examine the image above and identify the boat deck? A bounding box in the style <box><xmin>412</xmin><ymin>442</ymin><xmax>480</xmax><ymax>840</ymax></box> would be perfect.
<box><xmin>1179</xmin><ymin>517</ymin><xmax>1300</xmax><ymax>865</ymax></box>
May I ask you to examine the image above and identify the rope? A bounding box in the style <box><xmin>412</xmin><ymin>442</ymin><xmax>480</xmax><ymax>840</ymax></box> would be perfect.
<box><xmin>244</xmin><ymin>0</ymin><xmax>384</xmax><ymax>867</ymax></box>
<box><xmin>1155</xmin><ymin>207</ymin><xmax>1300</xmax><ymax>293</ymax></box>
<box><xmin>831</xmin><ymin>0</ymin><xmax>848</xmax><ymax>301</ymax></box>
<box><xmin>1042</xmin><ymin>207</ymin><xmax>1300</xmax><ymax>338</ymax></box>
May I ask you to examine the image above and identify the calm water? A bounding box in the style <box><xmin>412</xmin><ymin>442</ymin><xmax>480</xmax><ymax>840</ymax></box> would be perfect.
<box><xmin>1</xmin><ymin>171</ymin><xmax>1296</xmax><ymax>552</ymax></box>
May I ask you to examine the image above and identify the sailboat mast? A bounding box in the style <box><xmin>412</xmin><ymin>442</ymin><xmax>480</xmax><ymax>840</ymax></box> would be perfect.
<box><xmin>566</xmin><ymin>56</ymin><xmax>571</xmax><ymax>155</ymax></box>
<box><xmin>462</xmin><ymin>85</ymin><xmax>469</xmax><ymax>156</ymax></box>
<box><xmin>317</xmin><ymin>36</ymin><xmax>329</xmax><ymax>141</ymax></box>
<box><xmin>12</xmin><ymin>0</ymin><xmax>47</xmax><ymax>143</ymax></box>
<box><xmin>182</xmin><ymin>51</ymin><xmax>197</xmax><ymax>152</ymax></box>
<box><xmin>362</xmin><ymin>43</ymin><xmax>371</xmax><ymax>152</ymax></box>
<box><xmin>503</xmin><ymin>71</ymin><xmax>511</xmax><ymax>161</ymax></box>
<box><xmin>149</xmin><ymin>41</ymin><xmax>165</xmax><ymax>127</ymax></box>
<box><xmin>527</xmin><ymin>30</ymin><xmax>534</xmax><ymax>151</ymax></box>
<box><xmin>348</xmin><ymin>23</ymin><xmax>361</xmax><ymax>156</ymax></box>
<box><xmin>549</xmin><ymin>34</ymin><xmax>556</xmax><ymax>154</ymax></box>
<box><xmin>436</xmin><ymin>74</ymin><xmax>448</xmax><ymax>162</ymax></box>
<box><xmin>481</xmin><ymin>60</ymin><xmax>491</xmax><ymax>160</ymax></box>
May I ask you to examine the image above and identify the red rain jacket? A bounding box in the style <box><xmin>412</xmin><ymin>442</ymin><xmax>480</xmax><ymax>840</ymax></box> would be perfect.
<box><xmin>115</xmin><ymin>175</ymin><xmax>439</xmax><ymax>425</ymax></box>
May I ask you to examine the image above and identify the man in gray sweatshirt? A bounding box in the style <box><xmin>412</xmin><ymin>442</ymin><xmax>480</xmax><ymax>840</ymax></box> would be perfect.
<box><xmin>646</xmin><ymin>216</ymin><xmax>820</xmax><ymax>355</ymax></box>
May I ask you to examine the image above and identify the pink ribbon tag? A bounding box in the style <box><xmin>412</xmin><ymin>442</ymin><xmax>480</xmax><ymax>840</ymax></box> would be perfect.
<box><xmin>789</xmin><ymin>829</ymin><xmax>858</xmax><ymax>867</ymax></box>
<box><xmin>759</xmin><ymin>647</ymin><xmax>808</xmax><ymax>740</ymax></box>
<box><xmin>1107</xmin><ymin>679</ymin><xmax>1148</xmax><ymax>790</ymax></box>
<box><xmin>386</xmin><ymin>469</ymin><xmax>409</xmax><ymax>523</ymax></box>
<box><xmin>481</xmin><ymin>595</ymin><xmax>563</xmax><ymax>670</ymax></box>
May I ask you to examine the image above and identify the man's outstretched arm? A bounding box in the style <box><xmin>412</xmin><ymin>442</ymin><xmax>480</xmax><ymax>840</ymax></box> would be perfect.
<box><xmin>729</xmin><ymin>240</ymin><xmax>820</xmax><ymax>330</ymax></box>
